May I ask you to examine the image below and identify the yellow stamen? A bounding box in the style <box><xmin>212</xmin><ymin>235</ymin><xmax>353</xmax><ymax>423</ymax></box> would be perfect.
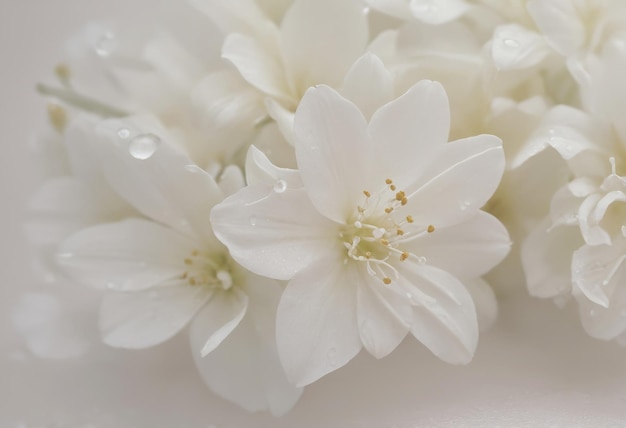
<box><xmin>390</xmin><ymin>185</ymin><xmax>396</xmax><ymax>191</ymax></box>
<box><xmin>47</xmin><ymin>103</ymin><xmax>67</xmax><ymax>133</ymax></box>
<box><xmin>401</xmin><ymin>197</ymin><xmax>408</xmax><ymax>206</ymax></box>
<box><xmin>380</xmin><ymin>239</ymin><xmax>389</xmax><ymax>246</ymax></box>
<box><xmin>184</xmin><ymin>258</ymin><xmax>193</xmax><ymax>265</ymax></box>
<box><xmin>427</xmin><ymin>225</ymin><xmax>435</xmax><ymax>233</ymax></box>
<box><xmin>363</xmin><ymin>190</ymin><xmax>371</xmax><ymax>198</ymax></box>
<box><xmin>400</xmin><ymin>252</ymin><xmax>409</xmax><ymax>261</ymax></box>
<box><xmin>385</xmin><ymin>179</ymin><xmax>393</xmax><ymax>185</ymax></box>
<box><xmin>406</xmin><ymin>215</ymin><xmax>414</xmax><ymax>223</ymax></box>
<box><xmin>385</xmin><ymin>207</ymin><xmax>394</xmax><ymax>214</ymax></box>
<box><xmin>397</xmin><ymin>229</ymin><xmax>404</xmax><ymax>236</ymax></box>
<box><xmin>383</xmin><ymin>277</ymin><xmax>392</xmax><ymax>285</ymax></box>
<box><xmin>395</xmin><ymin>191</ymin><xmax>406</xmax><ymax>201</ymax></box>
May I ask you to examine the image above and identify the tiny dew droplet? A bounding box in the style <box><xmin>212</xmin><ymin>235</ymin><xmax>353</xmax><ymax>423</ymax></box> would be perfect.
<box><xmin>128</xmin><ymin>133</ymin><xmax>160</xmax><ymax>160</ymax></box>
<box><xmin>417</xmin><ymin>256</ymin><xmax>427</xmax><ymax>265</ymax></box>
<box><xmin>503</xmin><ymin>38</ymin><xmax>520</xmax><ymax>48</ymax></box>
<box><xmin>95</xmin><ymin>31</ymin><xmax>116</xmax><ymax>56</ymax></box>
<box><xmin>602</xmin><ymin>279</ymin><xmax>610</xmax><ymax>286</ymax></box>
<box><xmin>117</xmin><ymin>128</ymin><xmax>131</xmax><ymax>139</ymax></box>
<box><xmin>273</xmin><ymin>179</ymin><xmax>287</xmax><ymax>193</ymax></box>
<box><xmin>249</xmin><ymin>215</ymin><xmax>257</xmax><ymax>226</ymax></box>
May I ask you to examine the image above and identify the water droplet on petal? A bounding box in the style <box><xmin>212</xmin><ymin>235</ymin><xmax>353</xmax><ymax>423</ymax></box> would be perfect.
<box><xmin>602</xmin><ymin>279</ymin><xmax>610</xmax><ymax>286</ymax></box>
<box><xmin>129</xmin><ymin>133</ymin><xmax>160</xmax><ymax>160</ymax></box>
<box><xmin>273</xmin><ymin>179</ymin><xmax>287</xmax><ymax>193</ymax></box>
<box><xmin>503</xmin><ymin>38</ymin><xmax>520</xmax><ymax>48</ymax></box>
<box><xmin>417</xmin><ymin>256</ymin><xmax>427</xmax><ymax>265</ymax></box>
<box><xmin>95</xmin><ymin>31</ymin><xmax>116</xmax><ymax>56</ymax></box>
<box><xmin>117</xmin><ymin>128</ymin><xmax>130</xmax><ymax>139</ymax></box>
<box><xmin>362</xmin><ymin>5</ymin><xmax>370</xmax><ymax>14</ymax></box>
<box><xmin>249</xmin><ymin>215</ymin><xmax>257</xmax><ymax>226</ymax></box>
<box><xmin>459</xmin><ymin>200</ymin><xmax>471</xmax><ymax>211</ymax></box>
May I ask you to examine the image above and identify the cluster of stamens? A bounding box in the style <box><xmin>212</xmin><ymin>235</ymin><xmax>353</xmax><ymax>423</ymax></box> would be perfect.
<box><xmin>181</xmin><ymin>249</ymin><xmax>233</xmax><ymax>290</ymax></box>
<box><xmin>343</xmin><ymin>178</ymin><xmax>435</xmax><ymax>286</ymax></box>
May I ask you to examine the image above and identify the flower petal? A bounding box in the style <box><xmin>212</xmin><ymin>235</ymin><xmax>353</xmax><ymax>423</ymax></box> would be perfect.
<box><xmin>191</xmin><ymin>278</ymin><xmax>302</xmax><ymax>416</ymax></box>
<box><xmin>410</xmin><ymin>211</ymin><xmax>511</xmax><ymax>280</ymax></box>
<box><xmin>572</xmin><ymin>242</ymin><xmax>626</xmax><ymax>308</ymax></box>
<box><xmin>222</xmin><ymin>32</ymin><xmax>290</xmax><ymax>101</ymax></box>
<box><xmin>57</xmin><ymin>219</ymin><xmax>194</xmax><ymax>291</ymax></box>
<box><xmin>99</xmin><ymin>282</ymin><xmax>211</xmax><ymax>349</ymax></box>
<box><xmin>190</xmin><ymin>288</ymin><xmax>248</xmax><ymax>357</ymax></box>
<box><xmin>341</xmin><ymin>52</ymin><xmax>393</xmax><ymax>120</ymax></box>
<box><xmin>356</xmin><ymin>270</ymin><xmax>411</xmax><ymax>359</ymax></box>
<box><xmin>404</xmin><ymin>135</ymin><xmax>504</xmax><ymax>228</ymax></box>
<box><xmin>409</xmin><ymin>0</ymin><xmax>471</xmax><ymax>25</ymax></box>
<box><xmin>294</xmin><ymin>85</ymin><xmax>372</xmax><ymax>222</ymax></box>
<box><xmin>368</xmin><ymin>80</ymin><xmax>450</xmax><ymax>189</ymax></box>
<box><xmin>491</xmin><ymin>24</ymin><xmax>549</xmax><ymax>71</ymax></box>
<box><xmin>211</xmin><ymin>185</ymin><xmax>338</xmax><ymax>280</ymax></box>
<box><xmin>244</xmin><ymin>145</ymin><xmax>301</xmax><ymax>187</ymax></box>
<box><xmin>397</xmin><ymin>263</ymin><xmax>478</xmax><ymax>364</ymax></box>
<box><xmin>276</xmin><ymin>256</ymin><xmax>361</xmax><ymax>386</ymax></box>
<box><xmin>281</xmin><ymin>0</ymin><xmax>368</xmax><ymax>90</ymax></box>
<box><xmin>96</xmin><ymin>116</ymin><xmax>223</xmax><ymax>247</ymax></box>
<box><xmin>465</xmin><ymin>278</ymin><xmax>498</xmax><ymax>332</ymax></box>
<box><xmin>521</xmin><ymin>218</ymin><xmax>582</xmax><ymax>298</ymax></box>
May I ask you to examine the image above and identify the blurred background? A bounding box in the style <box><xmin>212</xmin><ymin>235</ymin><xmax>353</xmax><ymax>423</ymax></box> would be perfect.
<box><xmin>1</xmin><ymin>1</ymin><xmax>626</xmax><ymax>427</ymax></box>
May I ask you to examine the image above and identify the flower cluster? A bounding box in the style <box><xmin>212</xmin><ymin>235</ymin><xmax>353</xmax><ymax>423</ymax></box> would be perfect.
<box><xmin>22</xmin><ymin>0</ymin><xmax>626</xmax><ymax>416</ymax></box>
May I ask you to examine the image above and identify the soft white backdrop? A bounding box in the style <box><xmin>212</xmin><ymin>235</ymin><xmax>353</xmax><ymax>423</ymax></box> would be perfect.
<box><xmin>1</xmin><ymin>1</ymin><xmax>626</xmax><ymax>427</ymax></box>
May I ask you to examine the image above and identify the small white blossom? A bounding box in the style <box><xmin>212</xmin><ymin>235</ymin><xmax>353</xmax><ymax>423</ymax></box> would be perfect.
<box><xmin>212</xmin><ymin>81</ymin><xmax>510</xmax><ymax>385</ymax></box>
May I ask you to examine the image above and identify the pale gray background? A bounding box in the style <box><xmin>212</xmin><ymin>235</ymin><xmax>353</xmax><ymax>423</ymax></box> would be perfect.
<box><xmin>1</xmin><ymin>1</ymin><xmax>626</xmax><ymax>427</ymax></box>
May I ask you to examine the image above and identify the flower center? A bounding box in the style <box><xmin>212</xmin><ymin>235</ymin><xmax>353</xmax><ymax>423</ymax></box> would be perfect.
<box><xmin>181</xmin><ymin>250</ymin><xmax>234</xmax><ymax>291</ymax></box>
<box><xmin>341</xmin><ymin>178</ymin><xmax>435</xmax><ymax>285</ymax></box>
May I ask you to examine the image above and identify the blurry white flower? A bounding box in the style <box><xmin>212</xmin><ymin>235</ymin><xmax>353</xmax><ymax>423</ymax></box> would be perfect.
<box><xmin>55</xmin><ymin>116</ymin><xmax>302</xmax><ymax>415</ymax></box>
<box><xmin>365</xmin><ymin>0</ymin><xmax>474</xmax><ymax>25</ymax></box>
<box><xmin>212</xmin><ymin>81</ymin><xmax>510</xmax><ymax>386</ymax></box>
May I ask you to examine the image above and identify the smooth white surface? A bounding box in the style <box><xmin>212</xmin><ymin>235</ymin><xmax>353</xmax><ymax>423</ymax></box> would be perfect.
<box><xmin>1</xmin><ymin>1</ymin><xmax>626</xmax><ymax>427</ymax></box>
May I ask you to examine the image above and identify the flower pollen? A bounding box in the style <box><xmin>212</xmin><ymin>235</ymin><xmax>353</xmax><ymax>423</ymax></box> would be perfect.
<box><xmin>341</xmin><ymin>178</ymin><xmax>433</xmax><ymax>285</ymax></box>
<box><xmin>181</xmin><ymin>249</ymin><xmax>234</xmax><ymax>291</ymax></box>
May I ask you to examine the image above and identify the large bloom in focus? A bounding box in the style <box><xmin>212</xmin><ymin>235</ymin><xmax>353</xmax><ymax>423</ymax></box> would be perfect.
<box><xmin>211</xmin><ymin>81</ymin><xmax>510</xmax><ymax>386</ymax></box>
<box><xmin>55</xmin><ymin>116</ymin><xmax>301</xmax><ymax>415</ymax></box>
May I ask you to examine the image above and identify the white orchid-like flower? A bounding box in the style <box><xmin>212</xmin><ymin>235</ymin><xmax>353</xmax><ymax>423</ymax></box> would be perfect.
<box><xmin>211</xmin><ymin>80</ymin><xmax>510</xmax><ymax>386</ymax></box>
<box><xmin>54</xmin><ymin>116</ymin><xmax>302</xmax><ymax>415</ymax></box>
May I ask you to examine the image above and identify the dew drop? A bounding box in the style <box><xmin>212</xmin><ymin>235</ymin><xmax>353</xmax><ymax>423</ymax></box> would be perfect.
<box><xmin>273</xmin><ymin>179</ymin><xmax>287</xmax><ymax>193</ymax></box>
<box><xmin>362</xmin><ymin>5</ymin><xmax>370</xmax><ymax>14</ymax></box>
<box><xmin>503</xmin><ymin>38</ymin><xmax>520</xmax><ymax>48</ymax></box>
<box><xmin>417</xmin><ymin>256</ymin><xmax>427</xmax><ymax>265</ymax></box>
<box><xmin>354</xmin><ymin>221</ymin><xmax>362</xmax><ymax>229</ymax></box>
<box><xmin>249</xmin><ymin>215</ymin><xmax>257</xmax><ymax>226</ymax></box>
<box><xmin>128</xmin><ymin>133</ymin><xmax>160</xmax><ymax>160</ymax></box>
<box><xmin>94</xmin><ymin>31</ymin><xmax>116</xmax><ymax>56</ymax></box>
<box><xmin>459</xmin><ymin>200</ymin><xmax>471</xmax><ymax>211</ymax></box>
<box><xmin>117</xmin><ymin>128</ymin><xmax>131</xmax><ymax>139</ymax></box>
<box><xmin>405</xmin><ymin>292</ymin><xmax>413</xmax><ymax>300</ymax></box>
<box><xmin>602</xmin><ymin>279</ymin><xmax>610</xmax><ymax>286</ymax></box>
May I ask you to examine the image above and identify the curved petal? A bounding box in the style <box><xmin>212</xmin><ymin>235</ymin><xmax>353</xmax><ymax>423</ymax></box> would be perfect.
<box><xmin>491</xmin><ymin>24</ymin><xmax>549</xmax><ymax>71</ymax></box>
<box><xmin>190</xmin><ymin>288</ymin><xmax>248</xmax><ymax>357</ymax></box>
<box><xmin>368</xmin><ymin>80</ymin><xmax>450</xmax><ymax>190</ymax></box>
<box><xmin>294</xmin><ymin>85</ymin><xmax>372</xmax><ymax>222</ymax></box>
<box><xmin>527</xmin><ymin>0</ymin><xmax>585</xmax><ymax>57</ymax></box>
<box><xmin>276</xmin><ymin>256</ymin><xmax>361</xmax><ymax>387</ymax></box>
<box><xmin>465</xmin><ymin>278</ymin><xmax>498</xmax><ymax>332</ymax></box>
<box><xmin>356</xmin><ymin>269</ymin><xmax>411</xmax><ymax>359</ymax></box>
<box><xmin>99</xmin><ymin>282</ymin><xmax>211</xmax><ymax>349</ymax></box>
<box><xmin>341</xmin><ymin>52</ymin><xmax>393</xmax><ymax>120</ymax></box>
<box><xmin>572</xmin><ymin>242</ymin><xmax>626</xmax><ymax>308</ymax></box>
<box><xmin>521</xmin><ymin>218</ymin><xmax>582</xmax><ymax>298</ymax></box>
<box><xmin>397</xmin><ymin>263</ymin><xmax>478</xmax><ymax>364</ymax></box>
<box><xmin>191</xmin><ymin>278</ymin><xmax>303</xmax><ymax>416</ymax></box>
<box><xmin>96</xmin><ymin>116</ymin><xmax>223</xmax><ymax>248</ymax></box>
<box><xmin>211</xmin><ymin>185</ymin><xmax>339</xmax><ymax>280</ymax></box>
<box><xmin>281</xmin><ymin>0</ymin><xmax>368</xmax><ymax>90</ymax></box>
<box><xmin>57</xmin><ymin>219</ymin><xmax>195</xmax><ymax>291</ymax></box>
<box><xmin>409</xmin><ymin>0</ymin><xmax>471</xmax><ymax>25</ymax></box>
<box><xmin>244</xmin><ymin>145</ymin><xmax>301</xmax><ymax>187</ymax></box>
<box><xmin>404</xmin><ymin>135</ymin><xmax>504</xmax><ymax>228</ymax></box>
<box><xmin>409</xmin><ymin>211</ymin><xmax>511</xmax><ymax>280</ymax></box>
<box><xmin>217</xmin><ymin>165</ymin><xmax>245</xmax><ymax>197</ymax></box>
<box><xmin>222</xmin><ymin>32</ymin><xmax>290</xmax><ymax>101</ymax></box>
<box><xmin>265</xmin><ymin>97</ymin><xmax>296</xmax><ymax>145</ymax></box>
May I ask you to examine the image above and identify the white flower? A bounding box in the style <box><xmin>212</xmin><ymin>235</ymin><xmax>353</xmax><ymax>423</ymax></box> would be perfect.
<box><xmin>211</xmin><ymin>81</ymin><xmax>510</xmax><ymax>386</ymax></box>
<box><xmin>365</xmin><ymin>0</ymin><xmax>473</xmax><ymax>25</ymax></box>
<box><xmin>216</xmin><ymin>0</ymin><xmax>368</xmax><ymax>145</ymax></box>
<box><xmin>55</xmin><ymin>116</ymin><xmax>302</xmax><ymax>415</ymax></box>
